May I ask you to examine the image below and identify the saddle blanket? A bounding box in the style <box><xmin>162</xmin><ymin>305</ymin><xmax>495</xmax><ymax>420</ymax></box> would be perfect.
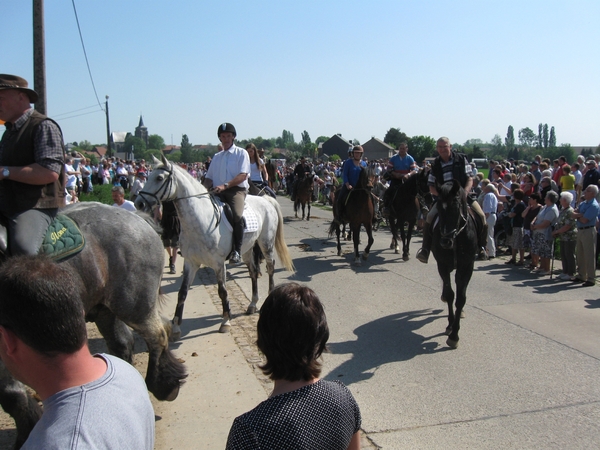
<box><xmin>221</xmin><ymin>204</ymin><xmax>260</xmax><ymax>234</ymax></box>
<box><xmin>40</xmin><ymin>214</ymin><xmax>85</xmax><ymax>261</ymax></box>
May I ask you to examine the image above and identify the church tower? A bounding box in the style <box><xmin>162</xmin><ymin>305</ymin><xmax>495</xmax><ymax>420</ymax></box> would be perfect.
<box><xmin>135</xmin><ymin>115</ymin><xmax>149</xmax><ymax>147</ymax></box>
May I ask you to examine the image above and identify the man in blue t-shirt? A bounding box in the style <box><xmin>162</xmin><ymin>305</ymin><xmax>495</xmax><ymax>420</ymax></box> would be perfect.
<box><xmin>0</xmin><ymin>256</ymin><xmax>155</xmax><ymax>449</ymax></box>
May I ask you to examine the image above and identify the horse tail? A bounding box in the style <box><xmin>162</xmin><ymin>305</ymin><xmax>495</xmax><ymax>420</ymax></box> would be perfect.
<box><xmin>328</xmin><ymin>219</ymin><xmax>339</xmax><ymax>238</ymax></box>
<box><xmin>266</xmin><ymin>197</ymin><xmax>295</xmax><ymax>273</ymax></box>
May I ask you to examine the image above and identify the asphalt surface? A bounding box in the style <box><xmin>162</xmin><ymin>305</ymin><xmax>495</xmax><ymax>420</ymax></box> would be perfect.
<box><xmin>1</xmin><ymin>196</ymin><xmax>599</xmax><ymax>449</ymax></box>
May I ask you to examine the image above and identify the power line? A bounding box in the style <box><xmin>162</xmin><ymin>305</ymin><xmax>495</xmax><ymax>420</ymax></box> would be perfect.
<box><xmin>53</xmin><ymin>104</ymin><xmax>102</xmax><ymax>119</ymax></box>
<box><xmin>71</xmin><ymin>0</ymin><xmax>104</xmax><ymax>111</ymax></box>
<box><xmin>56</xmin><ymin>108</ymin><xmax>104</xmax><ymax>121</ymax></box>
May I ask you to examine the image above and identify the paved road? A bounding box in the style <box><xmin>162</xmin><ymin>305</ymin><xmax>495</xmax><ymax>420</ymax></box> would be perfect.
<box><xmin>1</xmin><ymin>196</ymin><xmax>599</xmax><ymax>449</ymax></box>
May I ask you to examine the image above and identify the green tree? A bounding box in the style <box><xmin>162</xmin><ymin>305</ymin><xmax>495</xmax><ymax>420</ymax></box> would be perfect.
<box><xmin>301</xmin><ymin>131</ymin><xmax>312</xmax><ymax>147</ymax></box>
<box><xmin>537</xmin><ymin>124</ymin><xmax>543</xmax><ymax>149</ymax></box>
<box><xmin>180</xmin><ymin>134</ymin><xmax>193</xmax><ymax>163</ymax></box>
<box><xmin>383</xmin><ymin>128</ymin><xmax>408</xmax><ymax>149</ymax></box>
<box><xmin>408</xmin><ymin>135</ymin><xmax>436</xmax><ymax>163</ymax></box>
<box><xmin>315</xmin><ymin>136</ymin><xmax>329</xmax><ymax>145</ymax></box>
<box><xmin>490</xmin><ymin>134</ymin><xmax>504</xmax><ymax>157</ymax></box>
<box><xmin>543</xmin><ymin>124</ymin><xmax>549</xmax><ymax>148</ymax></box>
<box><xmin>78</xmin><ymin>140</ymin><xmax>93</xmax><ymax>151</ymax></box>
<box><xmin>549</xmin><ymin>126</ymin><xmax>556</xmax><ymax>148</ymax></box>
<box><xmin>123</xmin><ymin>134</ymin><xmax>146</xmax><ymax>160</ymax></box>
<box><xmin>276</xmin><ymin>130</ymin><xmax>295</xmax><ymax>149</ymax></box>
<box><xmin>505</xmin><ymin>125</ymin><xmax>515</xmax><ymax>152</ymax></box>
<box><xmin>147</xmin><ymin>134</ymin><xmax>165</xmax><ymax>151</ymax></box>
<box><xmin>518</xmin><ymin>127</ymin><xmax>537</xmax><ymax>148</ymax></box>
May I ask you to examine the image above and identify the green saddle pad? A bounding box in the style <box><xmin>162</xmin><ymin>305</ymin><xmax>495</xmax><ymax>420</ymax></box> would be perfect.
<box><xmin>40</xmin><ymin>214</ymin><xmax>85</xmax><ymax>261</ymax></box>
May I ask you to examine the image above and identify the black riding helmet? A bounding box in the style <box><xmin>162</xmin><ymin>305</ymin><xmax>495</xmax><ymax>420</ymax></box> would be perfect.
<box><xmin>217</xmin><ymin>122</ymin><xmax>237</xmax><ymax>137</ymax></box>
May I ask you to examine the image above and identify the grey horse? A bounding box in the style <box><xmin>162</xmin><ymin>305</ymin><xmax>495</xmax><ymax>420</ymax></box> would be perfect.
<box><xmin>0</xmin><ymin>202</ymin><xmax>187</xmax><ymax>447</ymax></box>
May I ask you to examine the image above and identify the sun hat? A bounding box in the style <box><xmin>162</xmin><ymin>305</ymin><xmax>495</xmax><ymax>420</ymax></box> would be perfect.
<box><xmin>0</xmin><ymin>74</ymin><xmax>38</xmax><ymax>103</ymax></box>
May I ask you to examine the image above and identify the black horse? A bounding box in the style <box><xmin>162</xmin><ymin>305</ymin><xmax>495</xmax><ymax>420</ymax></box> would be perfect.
<box><xmin>293</xmin><ymin>176</ymin><xmax>313</xmax><ymax>221</ymax></box>
<box><xmin>387</xmin><ymin>167</ymin><xmax>431</xmax><ymax>260</ymax></box>
<box><xmin>329</xmin><ymin>167</ymin><xmax>374</xmax><ymax>266</ymax></box>
<box><xmin>431</xmin><ymin>180</ymin><xmax>477</xmax><ymax>349</ymax></box>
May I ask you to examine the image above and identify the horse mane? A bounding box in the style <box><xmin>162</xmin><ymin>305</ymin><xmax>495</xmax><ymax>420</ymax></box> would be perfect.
<box><xmin>165</xmin><ymin>162</ymin><xmax>208</xmax><ymax>195</ymax></box>
<box><xmin>438</xmin><ymin>180</ymin><xmax>465</xmax><ymax>202</ymax></box>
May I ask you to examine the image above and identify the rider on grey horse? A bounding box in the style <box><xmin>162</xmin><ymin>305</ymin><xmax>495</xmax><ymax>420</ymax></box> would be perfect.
<box><xmin>202</xmin><ymin>123</ymin><xmax>250</xmax><ymax>265</ymax></box>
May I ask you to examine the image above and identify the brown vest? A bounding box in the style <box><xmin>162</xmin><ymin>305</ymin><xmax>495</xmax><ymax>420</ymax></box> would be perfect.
<box><xmin>0</xmin><ymin>110</ymin><xmax>66</xmax><ymax>214</ymax></box>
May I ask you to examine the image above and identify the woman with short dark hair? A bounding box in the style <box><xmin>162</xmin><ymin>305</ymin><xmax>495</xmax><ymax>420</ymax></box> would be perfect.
<box><xmin>226</xmin><ymin>283</ymin><xmax>361</xmax><ymax>449</ymax></box>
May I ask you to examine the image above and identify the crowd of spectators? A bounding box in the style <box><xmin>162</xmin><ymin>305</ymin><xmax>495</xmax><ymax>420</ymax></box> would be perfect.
<box><xmin>475</xmin><ymin>154</ymin><xmax>600</xmax><ymax>286</ymax></box>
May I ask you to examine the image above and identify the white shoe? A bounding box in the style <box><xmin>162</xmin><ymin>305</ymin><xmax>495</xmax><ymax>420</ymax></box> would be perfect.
<box><xmin>559</xmin><ymin>273</ymin><xmax>571</xmax><ymax>280</ymax></box>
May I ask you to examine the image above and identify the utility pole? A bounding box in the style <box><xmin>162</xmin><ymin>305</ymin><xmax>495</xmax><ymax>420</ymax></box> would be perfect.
<box><xmin>33</xmin><ymin>0</ymin><xmax>47</xmax><ymax>114</ymax></box>
<box><xmin>105</xmin><ymin>96</ymin><xmax>112</xmax><ymax>157</ymax></box>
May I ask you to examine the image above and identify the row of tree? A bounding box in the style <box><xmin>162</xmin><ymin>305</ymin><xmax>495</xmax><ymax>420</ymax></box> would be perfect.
<box><xmin>71</xmin><ymin>124</ymin><xmax>598</xmax><ymax>166</ymax></box>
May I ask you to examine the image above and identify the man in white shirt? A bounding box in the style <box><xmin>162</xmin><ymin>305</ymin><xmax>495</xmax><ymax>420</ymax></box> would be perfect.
<box><xmin>111</xmin><ymin>185</ymin><xmax>136</xmax><ymax>211</ymax></box>
<box><xmin>203</xmin><ymin>123</ymin><xmax>250</xmax><ymax>264</ymax></box>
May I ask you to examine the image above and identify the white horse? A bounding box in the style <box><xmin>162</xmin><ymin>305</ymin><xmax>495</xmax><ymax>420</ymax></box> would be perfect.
<box><xmin>136</xmin><ymin>155</ymin><xmax>294</xmax><ymax>338</ymax></box>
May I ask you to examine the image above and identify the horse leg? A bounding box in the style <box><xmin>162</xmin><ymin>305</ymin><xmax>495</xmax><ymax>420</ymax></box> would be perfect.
<box><xmin>215</xmin><ymin>265</ymin><xmax>232</xmax><ymax>333</ymax></box>
<box><xmin>0</xmin><ymin>363</ymin><xmax>42</xmax><ymax>449</ymax></box>
<box><xmin>436</xmin><ymin>266</ymin><xmax>456</xmax><ymax>338</ymax></box>
<box><xmin>390</xmin><ymin>217</ymin><xmax>399</xmax><ymax>252</ymax></box>
<box><xmin>171</xmin><ymin>260</ymin><xmax>199</xmax><ymax>342</ymax></box>
<box><xmin>352</xmin><ymin>224</ymin><xmax>361</xmax><ymax>265</ymax></box>
<box><xmin>447</xmin><ymin>264</ymin><xmax>474</xmax><ymax>349</ymax></box>
<box><xmin>245</xmin><ymin>251</ymin><xmax>260</xmax><ymax>315</ymax></box>
<box><xmin>302</xmin><ymin>202</ymin><xmax>306</xmax><ymax>220</ymax></box>
<box><xmin>129</xmin><ymin>310</ymin><xmax>187</xmax><ymax>401</ymax></box>
<box><xmin>307</xmin><ymin>201</ymin><xmax>311</xmax><ymax>221</ymax></box>
<box><xmin>92</xmin><ymin>305</ymin><xmax>135</xmax><ymax>363</ymax></box>
<box><xmin>362</xmin><ymin>223</ymin><xmax>374</xmax><ymax>261</ymax></box>
<box><xmin>404</xmin><ymin>218</ymin><xmax>416</xmax><ymax>261</ymax></box>
<box><xmin>294</xmin><ymin>200</ymin><xmax>299</xmax><ymax>218</ymax></box>
<box><xmin>335</xmin><ymin>223</ymin><xmax>342</xmax><ymax>256</ymax></box>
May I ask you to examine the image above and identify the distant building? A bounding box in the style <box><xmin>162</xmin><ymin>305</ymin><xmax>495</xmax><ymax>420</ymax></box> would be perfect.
<box><xmin>111</xmin><ymin>131</ymin><xmax>128</xmax><ymax>156</ymax></box>
<box><xmin>361</xmin><ymin>137</ymin><xmax>395</xmax><ymax>161</ymax></box>
<box><xmin>135</xmin><ymin>116</ymin><xmax>148</xmax><ymax>147</ymax></box>
<box><xmin>321</xmin><ymin>134</ymin><xmax>353</xmax><ymax>159</ymax></box>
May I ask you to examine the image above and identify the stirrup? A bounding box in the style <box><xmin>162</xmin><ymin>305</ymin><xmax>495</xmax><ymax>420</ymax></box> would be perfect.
<box><xmin>229</xmin><ymin>251</ymin><xmax>242</xmax><ymax>265</ymax></box>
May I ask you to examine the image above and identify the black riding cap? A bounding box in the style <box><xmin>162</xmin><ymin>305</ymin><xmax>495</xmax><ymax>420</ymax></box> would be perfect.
<box><xmin>217</xmin><ymin>122</ymin><xmax>236</xmax><ymax>137</ymax></box>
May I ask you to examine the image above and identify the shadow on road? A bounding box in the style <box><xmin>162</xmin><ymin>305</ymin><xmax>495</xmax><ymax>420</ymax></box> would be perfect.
<box><xmin>584</xmin><ymin>298</ymin><xmax>600</xmax><ymax>309</ymax></box>
<box><xmin>325</xmin><ymin>308</ymin><xmax>448</xmax><ymax>386</ymax></box>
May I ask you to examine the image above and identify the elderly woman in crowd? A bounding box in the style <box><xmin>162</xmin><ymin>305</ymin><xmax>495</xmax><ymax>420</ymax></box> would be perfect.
<box><xmin>530</xmin><ymin>190</ymin><xmax>560</xmax><ymax>275</ymax></box>
<box><xmin>523</xmin><ymin>193</ymin><xmax>543</xmax><ymax>262</ymax></box>
<box><xmin>552</xmin><ymin>192</ymin><xmax>577</xmax><ymax>280</ymax></box>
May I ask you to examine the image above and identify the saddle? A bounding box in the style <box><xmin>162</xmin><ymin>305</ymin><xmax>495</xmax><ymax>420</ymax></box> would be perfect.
<box><xmin>0</xmin><ymin>214</ymin><xmax>85</xmax><ymax>261</ymax></box>
<box><xmin>218</xmin><ymin>201</ymin><xmax>259</xmax><ymax>234</ymax></box>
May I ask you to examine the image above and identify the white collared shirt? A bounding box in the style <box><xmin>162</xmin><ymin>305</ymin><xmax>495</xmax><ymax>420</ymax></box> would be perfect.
<box><xmin>205</xmin><ymin>145</ymin><xmax>250</xmax><ymax>189</ymax></box>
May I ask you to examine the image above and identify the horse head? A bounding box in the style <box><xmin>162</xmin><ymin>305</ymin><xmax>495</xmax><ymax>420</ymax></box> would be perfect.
<box><xmin>436</xmin><ymin>179</ymin><xmax>467</xmax><ymax>250</ymax></box>
<box><xmin>134</xmin><ymin>153</ymin><xmax>177</xmax><ymax>212</ymax></box>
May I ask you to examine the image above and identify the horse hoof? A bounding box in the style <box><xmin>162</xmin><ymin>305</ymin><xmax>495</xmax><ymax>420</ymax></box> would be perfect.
<box><xmin>390</xmin><ymin>242</ymin><xmax>394</xmax><ymax>249</ymax></box>
<box><xmin>354</xmin><ymin>259</ymin><xmax>362</xmax><ymax>266</ymax></box>
<box><xmin>362</xmin><ymin>253</ymin><xmax>368</xmax><ymax>261</ymax></box>
<box><xmin>441</xmin><ymin>296</ymin><xmax>447</xmax><ymax>303</ymax></box>
<box><xmin>246</xmin><ymin>305</ymin><xmax>257</xmax><ymax>315</ymax></box>
<box><xmin>169</xmin><ymin>328</ymin><xmax>181</xmax><ymax>343</ymax></box>
<box><xmin>164</xmin><ymin>385</ymin><xmax>180</xmax><ymax>402</ymax></box>
<box><xmin>444</xmin><ymin>326</ymin><xmax>452</xmax><ymax>336</ymax></box>
<box><xmin>446</xmin><ymin>337</ymin><xmax>459</xmax><ymax>349</ymax></box>
<box><xmin>402</xmin><ymin>254</ymin><xmax>409</xmax><ymax>261</ymax></box>
<box><xmin>219</xmin><ymin>323</ymin><xmax>231</xmax><ymax>333</ymax></box>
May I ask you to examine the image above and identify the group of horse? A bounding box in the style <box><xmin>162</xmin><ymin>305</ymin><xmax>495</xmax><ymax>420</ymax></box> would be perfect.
<box><xmin>0</xmin><ymin>154</ymin><xmax>477</xmax><ymax>447</ymax></box>
<box><xmin>325</xmin><ymin>166</ymin><xmax>477</xmax><ymax>350</ymax></box>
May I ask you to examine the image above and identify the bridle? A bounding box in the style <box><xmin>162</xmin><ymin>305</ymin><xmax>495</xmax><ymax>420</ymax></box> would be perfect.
<box><xmin>438</xmin><ymin>193</ymin><xmax>469</xmax><ymax>248</ymax></box>
<box><xmin>137</xmin><ymin>162</ymin><xmax>221</xmax><ymax>225</ymax></box>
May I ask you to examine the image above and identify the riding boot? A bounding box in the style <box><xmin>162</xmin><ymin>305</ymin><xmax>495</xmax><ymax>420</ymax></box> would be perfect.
<box><xmin>416</xmin><ymin>222</ymin><xmax>432</xmax><ymax>264</ymax></box>
<box><xmin>229</xmin><ymin>221</ymin><xmax>244</xmax><ymax>265</ymax></box>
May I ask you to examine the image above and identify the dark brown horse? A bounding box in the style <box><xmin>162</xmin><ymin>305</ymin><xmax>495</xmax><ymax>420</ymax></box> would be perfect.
<box><xmin>328</xmin><ymin>168</ymin><xmax>374</xmax><ymax>266</ymax></box>
<box><xmin>387</xmin><ymin>167</ymin><xmax>431</xmax><ymax>260</ymax></box>
<box><xmin>431</xmin><ymin>180</ymin><xmax>477</xmax><ymax>349</ymax></box>
<box><xmin>294</xmin><ymin>176</ymin><xmax>313</xmax><ymax>220</ymax></box>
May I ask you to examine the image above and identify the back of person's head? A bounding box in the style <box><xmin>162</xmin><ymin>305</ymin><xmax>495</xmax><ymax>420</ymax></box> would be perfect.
<box><xmin>530</xmin><ymin>192</ymin><xmax>542</xmax><ymax>204</ymax></box>
<box><xmin>513</xmin><ymin>189</ymin><xmax>524</xmax><ymax>200</ymax></box>
<box><xmin>257</xmin><ymin>283</ymin><xmax>329</xmax><ymax>382</ymax></box>
<box><xmin>0</xmin><ymin>256</ymin><xmax>87</xmax><ymax>357</ymax></box>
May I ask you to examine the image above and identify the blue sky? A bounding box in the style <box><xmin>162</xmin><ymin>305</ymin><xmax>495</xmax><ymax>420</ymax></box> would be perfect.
<box><xmin>5</xmin><ymin>0</ymin><xmax>599</xmax><ymax>148</ymax></box>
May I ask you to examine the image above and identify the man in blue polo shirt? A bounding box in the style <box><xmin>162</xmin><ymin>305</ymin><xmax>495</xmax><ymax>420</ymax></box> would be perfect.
<box><xmin>572</xmin><ymin>184</ymin><xmax>600</xmax><ymax>286</ymax></box>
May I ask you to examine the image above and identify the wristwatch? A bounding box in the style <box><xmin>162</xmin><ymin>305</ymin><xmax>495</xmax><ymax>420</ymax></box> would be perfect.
<box><xmin>224</xmin><ymin>182</ymin><xmax>229</xmax><ymax>189</ymax></box>
<box><xmin>2</xmin><ymin>167</ymin><xmax>9</xmax><ymax>178</ymax></box>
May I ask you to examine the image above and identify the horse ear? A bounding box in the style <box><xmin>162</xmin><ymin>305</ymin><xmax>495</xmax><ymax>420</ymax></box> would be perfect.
<box><xmin>160</xmin><ymin>152</ymin><xmax>169</xmax><ymax>167</ymax></box>
<box><xmin>450</xmin><ymin>179</ymin><xmax>461</xmax><ymax>196</ymax></box>
<box><xmin>152</xmin><ymin>155</ymin><xmax>162</xmax><ymax>165</ymax></box>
